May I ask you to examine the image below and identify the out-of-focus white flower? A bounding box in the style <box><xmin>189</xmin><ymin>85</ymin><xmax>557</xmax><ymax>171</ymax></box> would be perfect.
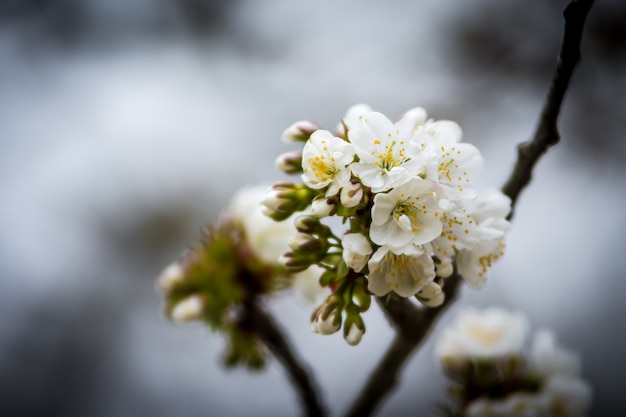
<box><xmin>301</xmin><ymin>130</ymin><xmax>354</xmax><ymax>195</ymax></box>
<box><xmin>292</xmin><ymin>265</ymin><xmax>330</xmax><ymax>304</ymax></box>
<box><xmin>157</xmin><ymin>262</ymin><xmax>184</xmax><ymax>292</ymax></box>
<box><xmin>529</xmin><ymin>330</ymin><xmax>581</xmax><ymax>378</ymax></box>
<box><xmin>348</xmin><ymin>111</ymin><xmax>426</xmax><ymax>192</ymax></box>
<box><xmin>436</xmin><ymin>307</ymin><xmax>529</xmax><ymax>361</ymax></box>
<box><xmin>370</xmin><ymin>178</ymin><xmax>442</xmax><ymax>248</ymax></box>
<box><xmin>341</xmin><ymin>233</ymin><xmax>373</xmax><ymax>272</ymax></box>
<box><xmin>466</xmin><ymin>393</ymin><xmax>545</xmax><ymax>417</ymax></box>
<box><xmin>171</xmin><ymin>295</ymin><xmax>205</xmax><ymax>323</ymax></box>
<box><xmin>229</xmin><ymin>185</ymin><xmax>296</xmax><ymax>265</ymax></box>
<box><xmin>540</xmin><ymin>375</ymin><xmax>592</xmax><ymax>417</ymax></box>
<box><xmin>367</xmin><ymin>245</ymin><xmax>435</xmax><ymax>297</ymax></box>
<box><xmin>344</xmin><ymin>322</ymin><xmax>364</xmax><ymax>346</ymax></box>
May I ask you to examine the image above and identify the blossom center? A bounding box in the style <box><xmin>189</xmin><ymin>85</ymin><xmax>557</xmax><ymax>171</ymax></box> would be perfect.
<box><xmin>308</xmin><ymin>154</ymin><xmax>336</xmax><ymax>182</ymax></box>
<box><xmin>373</xmin><ymin>140</ymin><xmax>407</xmax><ymax>171</ymax></box>
<box><xmin>393</xmin><ymin>198</ymin><xmax>423</xmax><ymax>233</ymax></box>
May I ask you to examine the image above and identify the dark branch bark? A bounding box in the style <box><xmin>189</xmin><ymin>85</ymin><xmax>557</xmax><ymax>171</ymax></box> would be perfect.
<box><xmin>251</xmin><ymin>307</ymin><xmax>326</xmax><ymax>417</ymax></box>
<box><xmin>502</xmin><ymin>0</ymin><xmax>595</xmax><ymax>218</ymax></box>
<box><xmin>344</xmin><ymin>272</ymin><xmax>463</xmax><ymax>417</ymax></box>
<box><xmin>344</xmin><ymin>1</ymin><xmax>594</xmax><ymax>416</ymax></box>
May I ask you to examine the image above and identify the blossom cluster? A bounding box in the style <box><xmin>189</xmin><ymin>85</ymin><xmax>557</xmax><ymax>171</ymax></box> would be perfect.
<box><xmin>436</xmin><ymin>307</ymin><xmax>591</xmax><ymax>417</ymax></box>
<box><xmin>263</xmin><ymin>104</ymin><xmax>511</xmax><ymax>343</ymax></box>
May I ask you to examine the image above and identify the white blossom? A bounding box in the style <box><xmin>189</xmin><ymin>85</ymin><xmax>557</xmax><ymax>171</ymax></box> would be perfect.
<box><xmin>348</xmin><ymin>111</ymin><xmax>426</xmax><ymax>192</ymax></box>
<box><xmin>455</xmin><ymin>189</ymin><xmax>511</xmax><ymax>288</ymax></box>
<box><xmin>335</xmin><ymin>103</ymin><xmax>373</xmax><ymax>137</ymax></box>
<box><xmin>341</xmin><ymin>233</ymin><xmax>373</xmax><ymax>272</ymax></box>
<box><xmin>400</xmin><ymin>106</ymin><xmax>428</xmax><ymax>125</ymax></box>
<box><xmin>413</xmin><ymin>120</ymin><xmax>483</xmax><ymax>193</ymax></box>
<box><xmin>436</xmin><ymin>307</ymin><xmax>529</xmax><ymax>361</ymax></box>
<box><xmin>367</xmin><ymin>245</ymin><xmax>435</xmax><ymax>297</ymax></box>
<box><xmin>370</xmin><ymin>178</ymin><xmax>442</xmax><ymax>248</ymax></box>
<box><xmin>301</xmin><ymin>130</ymin><xmax>354</xmax><ymax>195</ymax></box>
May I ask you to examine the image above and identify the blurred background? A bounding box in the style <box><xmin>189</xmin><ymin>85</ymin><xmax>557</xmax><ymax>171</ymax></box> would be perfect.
<box><xmin>0</xmin><ymin>0</ymin><xmax>624</xmax><ymax>416</ymax></box>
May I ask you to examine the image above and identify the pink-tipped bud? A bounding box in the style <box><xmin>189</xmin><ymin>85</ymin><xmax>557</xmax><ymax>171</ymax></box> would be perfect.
<box><xmin>282</xmin><ymin>120</ymin><xmax>319</xmax><ymax>143</ymax></box>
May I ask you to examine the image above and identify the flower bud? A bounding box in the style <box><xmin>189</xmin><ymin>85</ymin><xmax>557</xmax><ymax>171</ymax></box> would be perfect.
<box><xmin>157</xmin><ymin>262</ymin><xmax>184</xmax><ymax>293</ymax></box>
<box><xmin>294</xmin><ymin>215</ymin><xmax>331</xmax><ymax>236</ymax></box>
<box><xmin>344</xmin><ymin>321</ymin><xmax>365</xmax><ymax>346</ymax></box>
<box><xmin>436</xmin><ymin>261</ymin><xmax>454</xmax><ymax>279</ymax></box>
<box><xmin>311</xmin><ymin>196</ymin><xmax>337</xmax><ymax>217</ymax></box>
<box><xmin>282</xmin><ymin>120</ymin><xmax>319</xmax><ymax>143</ymax></box>
<box><xmin>421</xmin><ymin>291</ymin><xmax>445</xmax><ymax>307</ymax></box>
<box><xmin>261</xmin><ymin>182</ymin><xmax>316</xmax><ymax>221</ymax></box>
<box><xmin>311</xmin><ymin>310</ymin><xmax>341</xmax><ymax>335</ymax></box>
<box><xmin>341</xmin><ymin>233</ymin><xmax>372</xmax><ymax>272</ymax></box>
<box><xmin>171</xmin><ymin>294</ymin><xmax>205</xmax><ymax>322</ymax></box>
<box><xmin>288</xmin><ymin>232</ymin><xmax>328</xmax><ymax>254</ymax></box>
<box><xmin>311</xmin><ymin>296</ymin><xmax>343</xmax><ymax>335</ymax></box>
<box><xmin>279</xmin><ymin>251</ymin><xmax>315</xmax><ymax>272</ymax></box>
<box><xmin>275</xmin><ymin>151</ymin><xmax>303</xmax><ymax>174</ymax></box>
<box><xmin>340</xmin><ymin>179</ymin><xmax>363</xmax><ymax>208</ymax></box>
<box><xmin>416</xmin><ymin>282</ymin><xmax>445</xmax><ymax>307</ymax></box>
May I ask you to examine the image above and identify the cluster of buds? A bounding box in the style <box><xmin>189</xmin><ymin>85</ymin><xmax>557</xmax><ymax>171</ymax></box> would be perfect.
<box><xmin>156</xmin><ymin>185</ymin><xmax>318</xmax><ymax>370</ymax></box>
<box><xmin>435</xmin><ymin>308</ymin><xmax>591</xmax><ymax>416</ymax></box>
<box><xmin>262</xmin><ymin>104</ymin><xmax>512</xmax><ymax>344</ymax></box>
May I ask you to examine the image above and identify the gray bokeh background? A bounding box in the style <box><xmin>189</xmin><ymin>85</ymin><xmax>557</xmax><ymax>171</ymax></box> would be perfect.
<box><xmin>1</xmin><ymin>1</ymin><xmax>625</xmax><ymax>416</ymax></box>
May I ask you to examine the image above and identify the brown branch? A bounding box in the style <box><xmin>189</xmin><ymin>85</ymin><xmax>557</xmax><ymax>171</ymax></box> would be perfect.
<box><xmin>251</xmin><ymin>306</ymin><xmax>326</xmax><ymax>417</ymax></box>
<box><xmin>502</xmin><ymin>0</ymin><xmax>595</xmax><ymax>218</ymax></box>
<box><xmin>344</xmin><ymin>271</ymin><xmax>463</xmax><ymax>417</ymax></box>
<box><xmin>344</xmin><ymin>1</ymin><xmax>594</xmax><ymax>415</ymax></box>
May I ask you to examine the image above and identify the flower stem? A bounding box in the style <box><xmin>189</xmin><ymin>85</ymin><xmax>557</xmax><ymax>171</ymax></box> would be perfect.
<box><xmin>248</xmin><ymin>304</ymin><xmax>326</xmax><ymax>417</ymax></box>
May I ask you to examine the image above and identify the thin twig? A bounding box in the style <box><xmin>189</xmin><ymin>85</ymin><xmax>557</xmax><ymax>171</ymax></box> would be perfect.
<box><xmin>502</xmin><ymin>0</ymin><xmax>595</xmax><ymax>218</ymax></box>
<box><xmin>251</xmin><ymin>306</ymin><xmax>326</xmax><ymax>417</ymax></box>
<box><xmin>344</xmin><ymin>1</ymin><xmax>594</xmax><ymax>415</ymax></box>
<box><xmin>344</xmin><ymin>272</ymin><xmax>463</xmax><ymax>417</ymax></box>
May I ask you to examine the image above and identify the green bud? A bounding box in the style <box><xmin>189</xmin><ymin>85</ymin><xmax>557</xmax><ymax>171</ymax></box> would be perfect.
<box><xmin>288</xmin><ymin>232</ymin><xmax>329</xmax><ymax>254</ymax></box>
<box><xmin>294</xmin><ymin>215</ymin><xmax>331</xmax><ymax>237</ymax></box>
<box><xmin>261</xmin><ymin>182</ymin><xmax>317</xmax><ymax>221</ymax></box>
<box><xmin>279</xmin><ymin>251</ymin><xmax>315</xmax><ymax>272</ymax></box>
